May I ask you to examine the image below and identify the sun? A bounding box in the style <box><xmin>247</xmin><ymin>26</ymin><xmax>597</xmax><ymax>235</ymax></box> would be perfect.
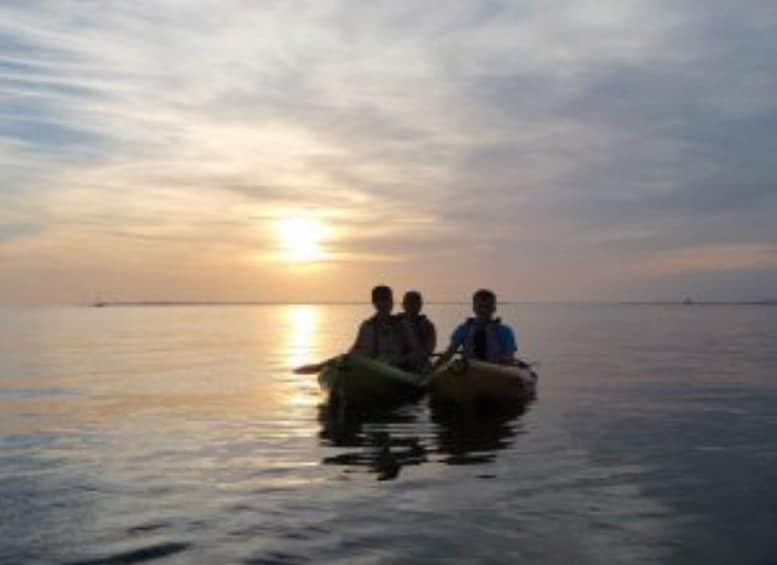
<box><xmin>276</xmin><ymin>216</ymin><xmax>327</xmax><ymax>263</ymax></box>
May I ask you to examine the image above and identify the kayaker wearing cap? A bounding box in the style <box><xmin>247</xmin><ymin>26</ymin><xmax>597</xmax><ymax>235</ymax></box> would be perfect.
<box><xmin>350</xmin><ymin>285</ymin><xmax>417</xmax><ymax>366</ymax></box>
<box><xmin>432</xmin><ymin>289</ymin><xmax>517</xmax><ymax>370</ymax></box>
<box><xmin>396</xmin><ymin>290</ymin><xmax>437</xmax><ymax>373</ymax></box>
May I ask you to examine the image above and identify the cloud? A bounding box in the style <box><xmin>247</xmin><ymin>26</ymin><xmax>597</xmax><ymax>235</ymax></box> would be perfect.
<box><xmin>0</xmin><ymin>222</ymin><xmax>39</xmax><ymax>242</ymax></box>
<box><xmin>1</xmin><ymin>0</ymin><xmax>776</xmax><ymax>302</ymax></box>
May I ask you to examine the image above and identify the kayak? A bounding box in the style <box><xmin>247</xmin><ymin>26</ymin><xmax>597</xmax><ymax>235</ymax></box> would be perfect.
<box><xmin>429</xmin><ymin>358</ymin><xmax>538</xmax><ymax>409</ymax></box>
<box><xmin>318</xmin><ymin>353</ymin><xmax>427</xmax><ymax>408</ymax></box>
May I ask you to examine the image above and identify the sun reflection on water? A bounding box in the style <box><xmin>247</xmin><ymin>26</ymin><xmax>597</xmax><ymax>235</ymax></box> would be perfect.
<box><xmin>287</xmin><ymin>305</ymin><xmax>318</xmax><ymax>369</ymax></box>
<box><xmin>285</xmin><ymin>305</ymin><xmax>322</xmax><ymax>408</ymax></box>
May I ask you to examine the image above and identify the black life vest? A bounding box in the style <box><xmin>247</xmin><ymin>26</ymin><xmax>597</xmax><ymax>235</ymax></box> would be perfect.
<box><xmin>398</xmin><ymin>313</ymin><xmax>432</xmax><ymax>349</ymax></box>
<box><xmin>362</xmin><ymin>315</ymin><xmax>403</xmax><ymax>363</ymax></box>
<box><xmin>462</xmin><ymin>318</ymin><xmax>505</xmax><ymax>362</ymax></box>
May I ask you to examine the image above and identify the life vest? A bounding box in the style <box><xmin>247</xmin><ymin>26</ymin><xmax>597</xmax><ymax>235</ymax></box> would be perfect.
<box><xmin>462</xmin><ymin>318</ymin><xmax>506</xmax><ymax>362</ymax></box>
<box><xmin>398</xmin><ymin>314</ymin><xmax>433</xmax><ymax>350</ymax></box>
<box><xmin>361</xmin><ymin>315</ymin><xmax>404</xmax><ymax>363</ymax></box>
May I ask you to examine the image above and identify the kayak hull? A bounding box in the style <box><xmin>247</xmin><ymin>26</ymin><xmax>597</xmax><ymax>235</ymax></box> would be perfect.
<box><xmin>429</xmin><ymin>358</ymin><xmax>537</xmax><ymax>410</ymax></box>
<box><xmin>318</xmin><ymin>354</ymin><xmax>426</xmax><ymax>408</ymax></box>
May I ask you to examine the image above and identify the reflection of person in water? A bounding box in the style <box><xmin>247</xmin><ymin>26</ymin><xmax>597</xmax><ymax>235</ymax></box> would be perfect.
<box><xmin>317</xmin><ymin>405</ymin><xmax>427</xmax><ymax>481</ymax></box>
<box><xmin>317</xmin><ymin>400</ymin><xmax>530</xmax><ymax>476</ymax></box>
<box><xmin>430</xmin><ymin>402</ymin><xmax>528</xmax><ymax>466</ymax></box>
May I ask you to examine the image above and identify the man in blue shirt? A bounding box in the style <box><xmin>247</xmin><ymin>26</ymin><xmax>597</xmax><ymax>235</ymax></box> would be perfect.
<box><xmin>433</xmin><ymin>289</ymin><xmax>517</xmax><ymax>369</ymax></box>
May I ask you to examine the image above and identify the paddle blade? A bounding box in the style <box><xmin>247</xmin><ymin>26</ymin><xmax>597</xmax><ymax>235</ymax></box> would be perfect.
<box><xmin>293</xmin><ymin>362</ymin><xmax>325</xmax><ymax>375</ymax></box>
<box><xmin>293</xmin><ymin>355</ymin><xmax>341</xmax><ymax>375</ymax></box>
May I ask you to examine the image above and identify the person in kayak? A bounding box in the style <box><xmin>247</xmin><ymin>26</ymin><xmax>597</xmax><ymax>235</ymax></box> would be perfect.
<box><xmin>350</xmin><ymin>285</ymin><xmax>417</xmax><ymax>367</ymax></box>
<box><xmin>396</xmin><ymin>290</ymin><xmax>437</xmax><ymax>373</ymax></box>
<box><xmin>432</xmin><ymin>289</ymin><xmax>517</xmax><ymax>369</ymax></box>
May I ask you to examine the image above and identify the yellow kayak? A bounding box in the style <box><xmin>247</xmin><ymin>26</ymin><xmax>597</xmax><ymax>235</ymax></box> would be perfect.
<box><xmin>430</xmin><ymin>358</ymin><xmax>538</xmax><ymax>408</ymax></box>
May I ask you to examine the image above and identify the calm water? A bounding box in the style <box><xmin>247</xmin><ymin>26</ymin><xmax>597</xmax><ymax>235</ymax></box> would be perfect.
<box><xmin>1</xmin><ymin>304</ymin><xmax>776</xmax><ymax>564</ymax></box>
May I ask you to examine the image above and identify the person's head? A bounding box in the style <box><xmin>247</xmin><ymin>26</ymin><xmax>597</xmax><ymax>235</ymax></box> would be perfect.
<box><xmin>472</xmin><ymin>288</ymin><xmax>497</xmax><ymax>320</ymax></box>
<box><xmin>371</xmin><ymin>285</ymin><xmax>394</xmax><ymax>316</ymax></box>
<box><xmin>402</xmin><ymin>290</ymin><xmax>423</xmax><ymax>316</ymax></box>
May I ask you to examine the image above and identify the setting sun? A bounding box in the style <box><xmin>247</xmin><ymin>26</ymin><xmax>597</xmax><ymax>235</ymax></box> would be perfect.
<box><xmin>276</xmin><ymin>216</ymin><xmax>327</xmax><ymax>263</ymax></box>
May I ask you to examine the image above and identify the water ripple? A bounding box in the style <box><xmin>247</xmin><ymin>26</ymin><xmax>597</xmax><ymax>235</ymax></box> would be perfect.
<box><xmin>61</xmin><ymin>542</ymin><xmax>191</xmax><ymax>565</ymax></box>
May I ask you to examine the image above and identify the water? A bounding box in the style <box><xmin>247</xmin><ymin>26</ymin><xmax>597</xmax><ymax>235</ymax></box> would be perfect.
<box><xmin>1</xmin><ymin>304</ymin><xmax>776</xmax><ymax>564</ymax></box>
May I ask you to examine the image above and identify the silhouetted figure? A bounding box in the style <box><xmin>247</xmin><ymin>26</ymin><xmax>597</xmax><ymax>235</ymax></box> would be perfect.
<box><xmin>433</xmin><ymin>289</ymin><xmax>517</xmax><ymax>370</ymax></box>
<box><xmin>396</xmin><ymin>290</ymin><xmax>436</xmax><ymax>373</ymax></box>
<box><xmin>350</xmin><ymin>285</ymin><xmax>415</xmax><ymax>366</ymax></box>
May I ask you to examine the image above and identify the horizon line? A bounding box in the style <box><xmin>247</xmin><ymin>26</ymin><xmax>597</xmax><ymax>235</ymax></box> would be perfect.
<box><xmin>76</xmin><ymin>298</ymin><xmax>777</xmax><ymax>307</ymax></box>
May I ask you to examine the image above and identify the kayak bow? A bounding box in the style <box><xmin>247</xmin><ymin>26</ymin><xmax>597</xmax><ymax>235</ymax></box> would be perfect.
<box><xmin>318</xmin><ymin>353</ymin><xmax>427</xmax><ymax>408</ymax></box>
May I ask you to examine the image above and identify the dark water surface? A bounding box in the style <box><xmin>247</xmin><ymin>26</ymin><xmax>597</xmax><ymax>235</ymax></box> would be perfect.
<box><xmin>1</xmin><ymin>304</ymin><xmax>776</xmax><ymax>564</ymax></box>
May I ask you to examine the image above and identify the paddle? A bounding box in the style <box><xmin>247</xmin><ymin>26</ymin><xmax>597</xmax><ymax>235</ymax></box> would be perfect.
<box><xmin>513</xmin><ymin>357</ymin><xmax>539</xmax><ymax>369</ymax></box>
<box><xmin>432</xmin><ymin>351</ymin><xmax>538</xmax><ymax>369</ymax></box>
<box><xmin>293</xmin><ymin>356</ymin><xmax>341</xmax><ymax>375</ymax></box>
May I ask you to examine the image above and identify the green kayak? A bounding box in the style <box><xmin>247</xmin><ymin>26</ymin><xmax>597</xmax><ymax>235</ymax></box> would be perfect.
<box><xmin>318</xmin><ymin>353</ymin><xmax>427</xmax><ymax>408</ymax></box>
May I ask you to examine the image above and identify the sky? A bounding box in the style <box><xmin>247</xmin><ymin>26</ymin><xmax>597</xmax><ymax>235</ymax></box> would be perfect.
<box><xmin>1</xmin><ymin>0</ymin><xmax>776</xmax><ymax>304</ymax></box>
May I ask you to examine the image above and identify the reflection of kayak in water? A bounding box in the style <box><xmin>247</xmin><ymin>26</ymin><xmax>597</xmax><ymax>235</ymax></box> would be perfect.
<box><xmin>431</xmin><ymin>404</ymin><xmax>526</xmax><ymax>465</ymax></box>
<box><xmin>318</xmin><ymin>353</ymin><xmax>426</xmax><ymax>409</ymax></box>
<box><xmin>430</xmin><ymin>357</ymin><xmax>538</xmax><ymax>410</ymax></box>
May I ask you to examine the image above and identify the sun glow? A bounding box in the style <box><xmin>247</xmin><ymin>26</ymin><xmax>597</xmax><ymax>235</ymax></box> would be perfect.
<box><xmin>276</xmin><ymin>216</ymin><xmax>327</xmax><ymax>263</ymax></box>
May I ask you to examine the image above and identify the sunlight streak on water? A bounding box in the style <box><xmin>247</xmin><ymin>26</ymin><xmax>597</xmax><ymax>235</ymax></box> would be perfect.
<box><xmin>286</xmin><ymin>304</ymin><xmax>319</xmax><ymax>371</ymax></box>
<box><xmin>282</xmin><ymin>305</ymin><xmax>323</xmax><ymax>411</ymax></box>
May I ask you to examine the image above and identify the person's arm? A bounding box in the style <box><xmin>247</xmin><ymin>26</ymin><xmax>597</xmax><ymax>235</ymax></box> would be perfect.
<box><xmin>424</xmin><ymin>320</ymin><xmax>437</xmax><ymax>357</ymax></box>
<box><xmin>430</xmin><ymin>324</ymin><xmax>463</xmax><ymax>372</ymax></box>
<box><xmin>430</xmin><ymin>344</ymin><xmax>455</xmax><ymax>372</ymax></box>
<box><xmin>497</xmin><ymin>325</ymin><xmax>517</xmax><ymax>364</ymax></box>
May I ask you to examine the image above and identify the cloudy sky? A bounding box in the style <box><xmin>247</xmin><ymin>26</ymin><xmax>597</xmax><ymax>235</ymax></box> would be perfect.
<box><xmin>1</xmin><ymin>0</ymin><xmax>776</xmax><ymax>304</ymax></box>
